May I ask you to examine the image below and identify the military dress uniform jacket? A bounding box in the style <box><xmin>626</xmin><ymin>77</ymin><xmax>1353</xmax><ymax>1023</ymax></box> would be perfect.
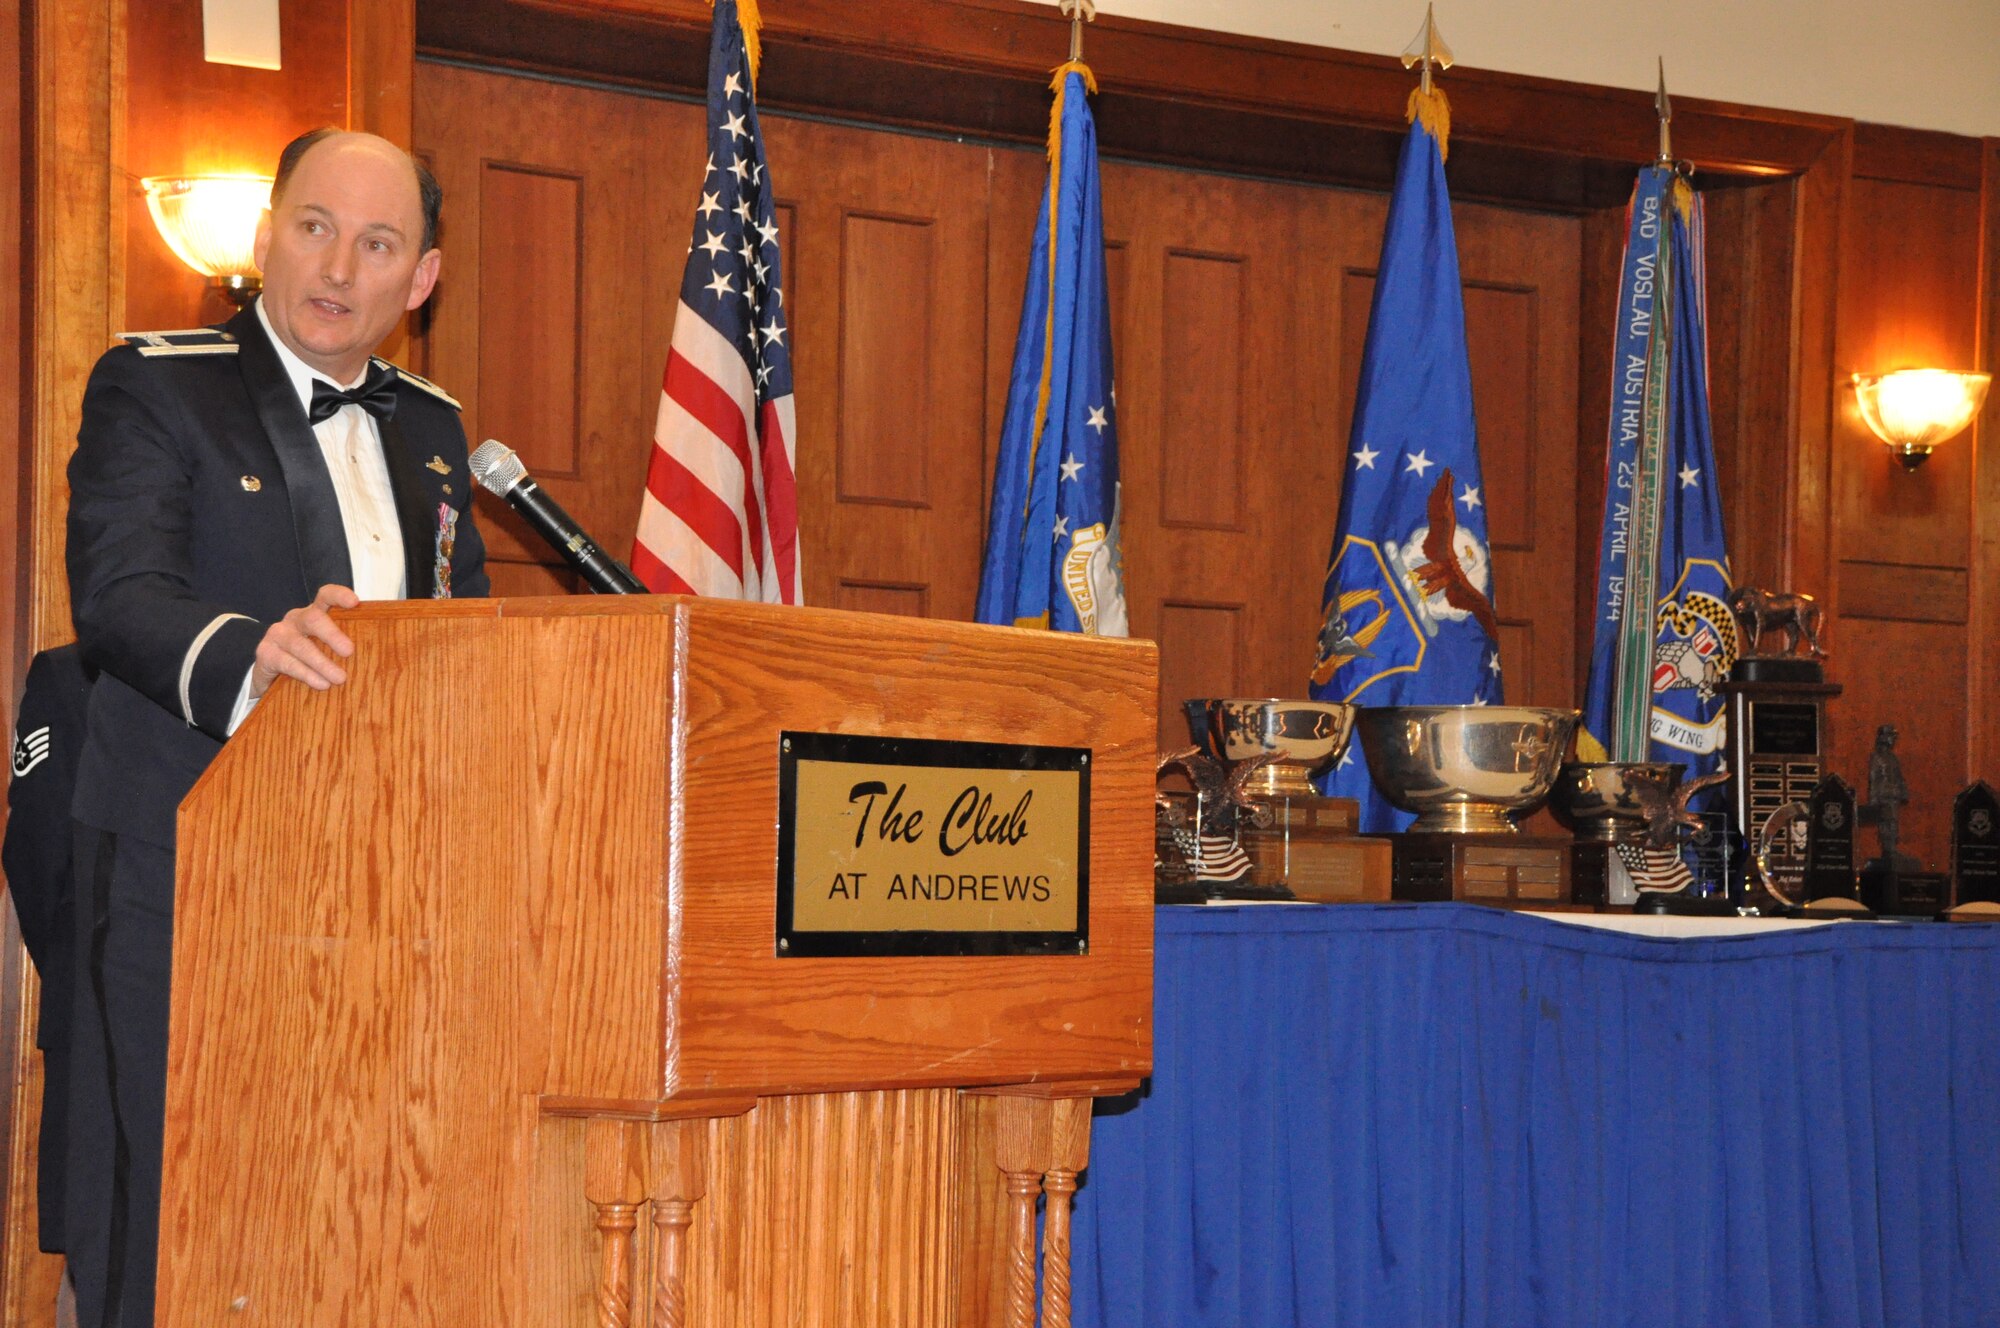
<box><xmin>66</xmin><ymin>303</ymin><xmax>490</xmax><ymax>852</ymax></box>
<box><xmin>3</xmin><ymin>643</ymin><xmax>92</xmax><ymax>1252</ymax></box>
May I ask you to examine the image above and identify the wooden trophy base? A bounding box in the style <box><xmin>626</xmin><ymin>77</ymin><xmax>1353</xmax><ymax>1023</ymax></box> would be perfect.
<box><xmin>1383</xmin><ymin>832</ymin><xmax>1573</xmax><ymax>906</ymax></box>
<box><xmin>1239</xmin><ymin>796</ymin><xmax>1392</xmax><ymax>902</ymax></box>
<box><xmin>1570</xmin><ymin>840</ymin><xmax>1615</xmax><ymax>907</ymax></box>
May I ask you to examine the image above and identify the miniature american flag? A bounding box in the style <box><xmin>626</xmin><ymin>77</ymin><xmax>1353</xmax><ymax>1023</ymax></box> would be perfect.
<box><xmin>632</xmin><ymin>0</ymin><xmax>799</xmax><ymax>603</ymax></box>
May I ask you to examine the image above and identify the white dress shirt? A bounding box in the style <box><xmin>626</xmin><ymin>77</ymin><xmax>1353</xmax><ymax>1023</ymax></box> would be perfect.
<box><xmin>229</xmin><ymin>301</ymin><xmax>409</xmax><ymax>732</ymax></box>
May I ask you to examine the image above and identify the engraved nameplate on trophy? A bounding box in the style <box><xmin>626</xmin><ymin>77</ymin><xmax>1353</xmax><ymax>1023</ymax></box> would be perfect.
<box><xmin>1385</xmin><ymin>833</ymin><xmax>1573</xmax><ymax>905</ymax></box>
<box><xmin>1949</xmin><ymin>781</ymin><xmax>2000</xmax><ymax>917</ymax></box>
<box><xmin>1722</xmin><ymin>688</ymin><xmax>1839</xmax><ymax>905</ymax></box>
<box><xmin>1801</xmin><ymin>774</ymin><xmax>1860</xmax><ymax>907</ymax></box>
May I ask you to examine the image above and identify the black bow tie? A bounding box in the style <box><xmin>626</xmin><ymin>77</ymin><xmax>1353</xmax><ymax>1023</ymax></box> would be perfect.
<box><xmin>307</xmin><ymin>363</ymin><xmax>400</xmax><ymax>425</ymax></box>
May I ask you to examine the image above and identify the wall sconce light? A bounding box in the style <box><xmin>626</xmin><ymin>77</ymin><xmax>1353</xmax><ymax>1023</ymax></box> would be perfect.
<box><xmin>141</xmin><ymin>175</ymin><xmax>273</xmax><ymax>306</ymax></box>
<box><xmin>1851</xmin><ymin>368</ymin><xmax>1991</xmax><ymax>471</ymax></box>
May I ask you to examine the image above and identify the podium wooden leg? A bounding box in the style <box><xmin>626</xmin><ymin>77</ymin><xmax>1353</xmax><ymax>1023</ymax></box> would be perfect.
<box><xmin>650</xmin><ymin>1198</ymin><xmax>695</xmax><ymax>1328</ymax></box>
<box><xmin>586</xmin><ymin>1120</ymin><xmax>647</xmax><ymax>1328</ymax></box>
<box><xmin>986</xmin><ymin>1093</ymin><xmax>1094</xmax><ymax>1328</ymax></box>
<box><xmin>1000</xmin><ymin>1169</ymin><xmax>1043</xmax><ymax>1328</ymax></box>
<box><xmin>1041</xmin><ymin>1167</ymin><xmax>1076</xmax><ymax>1328</ymax></box>
<box><xmin>591</xmin><ymin>1202</ymin><xmax>642</xmax><ymax>1328</ymax></box>
<box><xmin>648</xmin><ymin>1119</ymin><xmax>709</xmax><ymax>1328</ymax></box>
<box><xmin>1041</xmin><ymin>1098</ymin><xmax>1090</xmax><ymax>1328</ymax></box>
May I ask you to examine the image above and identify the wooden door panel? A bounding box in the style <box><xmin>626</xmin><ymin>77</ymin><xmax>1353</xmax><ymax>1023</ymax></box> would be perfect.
<box><xmin>414</xmin><ymin>63</ymin><xmax>695</xmax><ymax>591</ymax></box>
<box><xmin>765</xmin><ymin>117</ymin><xmax>992</xmax><ymax>620</ymax></box>
<box><xmin>1074</xmin><ymin>163</ymin><xmax>1328</xmax><ymax>745</ymax></box>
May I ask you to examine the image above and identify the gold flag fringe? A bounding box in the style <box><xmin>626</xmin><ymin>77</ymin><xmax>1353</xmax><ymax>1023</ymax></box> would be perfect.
<box><xmin>716</xmin><ymin>0</ymin><xmax>763</xmax><ymax>88</ymax></box>
<box><xmin>1021</xmin><ymin>57</ymin><xmax>1099</xmax><ymax>539</ymax></box>
<box><xmin>1406</xmin><ymin>84</ymin><xmax>1452</xmax><ymax>160</ymax></box>
<box><xmin>1671</xmin><ymin>174</ymin><xmax>1695</xmax><ymax>224</ymax></box>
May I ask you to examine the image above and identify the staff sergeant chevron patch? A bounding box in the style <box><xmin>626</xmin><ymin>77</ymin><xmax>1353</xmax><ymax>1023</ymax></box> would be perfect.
<box><xmin>11</xmin><ymin>724</ymin><xmax>50</xmax><ymax>778</ymax></box>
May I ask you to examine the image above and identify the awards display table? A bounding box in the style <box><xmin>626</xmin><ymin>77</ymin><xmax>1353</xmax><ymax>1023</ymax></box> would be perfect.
<box><xmin>1074</xmin><ymin>904</ymin><xmax>2000</xmax><ymax>1328</ymax></box>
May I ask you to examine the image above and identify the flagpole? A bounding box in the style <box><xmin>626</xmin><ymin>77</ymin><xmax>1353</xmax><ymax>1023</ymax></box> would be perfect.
<box><xmin>1399</xmin><ymin>6</ymin><xmax>1455</xmax><ymax>156</ymax></box>
<box><xmin>1655</xmin><ymin>57</ymin><xmax>1673</xmax><ymax>166</ymax></box>
<box><xmin>1060</xmin><ymin>0</ymin><xmax>1095</xmax><ymax>63</ymax></box>
<box><xmin>1610</xmin><ymin>63</ymin><xmax>1680</xmax><ymax>760</ymax></box>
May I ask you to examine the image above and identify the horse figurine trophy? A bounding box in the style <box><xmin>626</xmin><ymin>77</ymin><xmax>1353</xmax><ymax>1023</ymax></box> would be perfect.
<box><xmin>1719</xmin><ymin>584</ymin><xmax>1842</xmax><ymax>909</ymax></box>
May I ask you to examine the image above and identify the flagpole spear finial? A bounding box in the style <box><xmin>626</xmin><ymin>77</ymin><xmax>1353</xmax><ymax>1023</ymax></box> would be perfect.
<box><xmin>1059</xmin><ymin>0</ymin><xmax>1096</xmax><ymax>64</ymax></box>
<box><xmin>1655</xmin><ymin>58</ymin><xmax>1673</xmax><ymax>165</ymax></box>
<box><xmin>1400</xmin><ymin>4</ymin><xmax>1455</xmax><ymax>97</ymax></box>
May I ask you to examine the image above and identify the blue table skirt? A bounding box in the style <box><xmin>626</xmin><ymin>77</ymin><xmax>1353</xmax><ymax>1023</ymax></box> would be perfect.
<box><xmin>1073</xmin><ymin>904</ymin><xmax>2000</xmax><ymax>1328</ymax></box>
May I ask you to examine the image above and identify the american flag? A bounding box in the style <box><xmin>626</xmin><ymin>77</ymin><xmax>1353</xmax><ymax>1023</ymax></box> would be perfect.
<box><xmin>632</xmin><ymin>0</ymin><xmax>799</xmax><ymax>603</ymax></box>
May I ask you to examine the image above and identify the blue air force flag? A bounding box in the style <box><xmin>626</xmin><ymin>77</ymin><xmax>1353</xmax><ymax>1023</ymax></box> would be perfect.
<box><xmin>1579</xmin><ymin>168</ymin><xmax>1732</xmax><ymax>780</ymax></box>
<box><xmin>1308</xmin><ymin>99</ymin><xmax>1503</xmax><ymax>832</ymax></box>
<box><xmin>975</xmin><ymin>62</ymin><xmax>1128</xmax><ymax>636</ymax></box>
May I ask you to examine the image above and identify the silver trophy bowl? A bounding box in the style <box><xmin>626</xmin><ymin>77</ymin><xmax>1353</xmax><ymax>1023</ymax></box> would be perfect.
<box><xmin>1550</xmin><ymin>762</ymin><xmax>1686</xmax><ymax>842</ymax></box>
<box><xmin>1187</xmin><ymin>698</ymin><xmax>1356</xmax><ymax>799</ymax></box>
<box><xmin>1355</xmin><ymin>705</ymin><xmax>1580</xmax><ymax>834</ymax></box>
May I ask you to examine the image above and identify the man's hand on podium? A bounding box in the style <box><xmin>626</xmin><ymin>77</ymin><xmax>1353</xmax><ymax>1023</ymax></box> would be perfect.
<box><xmin>251</xmin><ymin>583</ymin><xmax>360</xmax><ymax>700</ymax></box>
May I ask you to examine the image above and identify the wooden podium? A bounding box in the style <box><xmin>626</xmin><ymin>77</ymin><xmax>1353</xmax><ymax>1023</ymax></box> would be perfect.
<box><xmin>160</xmin><ymin>597</ymin><xmax>1156</xmax><ymax>1328</ymax></box>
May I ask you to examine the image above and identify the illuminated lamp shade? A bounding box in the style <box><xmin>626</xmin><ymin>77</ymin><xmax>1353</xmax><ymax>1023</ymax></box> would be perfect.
<box><xmin>141</xmin><ymin>175</ymin><xmax>273</xmax><ymax>306</ymax></box>
<box><xmin>1851</xmin><ymin>368</ymin><xmax>1991</xmax><ymax>472</ymax></box>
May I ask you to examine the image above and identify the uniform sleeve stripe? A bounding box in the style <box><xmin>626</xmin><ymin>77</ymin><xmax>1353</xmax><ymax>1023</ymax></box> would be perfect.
<box><xmin>180</xmin><ymin>613</ymin><xmax>254</xmax><ymax>725</ymax></box>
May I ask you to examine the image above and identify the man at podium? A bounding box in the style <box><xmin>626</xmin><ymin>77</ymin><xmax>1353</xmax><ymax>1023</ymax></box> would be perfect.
<box><xmin>62</xmin><ymin>130</ymin><xmax>488</xmax><ymax>1328</ymax></box>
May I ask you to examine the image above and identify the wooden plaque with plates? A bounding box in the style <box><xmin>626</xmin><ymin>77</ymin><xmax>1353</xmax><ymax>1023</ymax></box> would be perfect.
<box><xmin>1382</xmin><ymin>832</ymin><xmax>1573</xmax><ymax>905</ymax></box>
<box><xmin>1238</xmin><ymin>795</ymin><xmax>1392</xmax><ymax>902</ymax></box>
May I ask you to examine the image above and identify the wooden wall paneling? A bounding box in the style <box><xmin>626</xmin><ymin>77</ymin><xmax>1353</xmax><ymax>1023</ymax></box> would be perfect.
<box><xmin>120</xmin><ymin>0</ymin><xmax>351</xmax><ymax>334</ymax></box>
<box><xmin>1157</xmin><ymin>250</ymin><xmax>1247</xmax><ymax>530</ymax></box>
<box><xmin>1700</xmin><ymin>179</ymin><xmax>1802</xmax><ymax>596</ymax></box>
<box><xmin>7</xmin><ymin>0</ymin><xmax>119</xmax><ymax>1316</ymax></box>
<box><xmin>412</xmin><ymin>61</ymin><xmax>684</xmax><ymax>597</ymax></box>
<box><xmin>348</xmin><ymin>0</ymin><xmax>415</xmax><ymax>146</ymax></box>
<box><xmin>1463</xmin><ymin>208</ymin><xmax>1582</xmax><ymax>712</ymax></box>
<box><xmin>1980</xmin><ymin>138</ymin><xmax>2000</xmax><ymax>781</ymax></box>
<box><xmin>477</xmin><ymin>163</ymin><xmax>584</xmax><ymax>475</ymax></box>
<box><xmin>1825</xmin><ymin>162</ymin><xmax>1984</xmax><ymax>863</ymax></box>
<box><xmin>417</xmin><ymin>0</ymin><xmax>1849</xmax><ymax>211</ymax></box>
<box><xmin>1835</xmin><ymin>176</ymin><xmax>1980</xmax><ymax>567</ymax></box>
<box><xmin>836</xmin><ymin>215</ymin><xmax>939</xmax><ymax>508</ymax></box>
<box><xmin>1787</xmin><ymin>134</ymin><xmax>1849</xmax><ymax>616</ymax></box>
<box><xmin>1084</xmin><ymin>161</ymin><xmax>1322</xmax><ymax>745</ymax></box>
<box><xmin>0</xmin><ymin>0</ymin><xmax>37</xmax><ymax>1317</ymax></box>
<box><xmin>770</xmin><ymin>115</ymin><xmax>993</xmax><ymax>619</ymax></box>
<box><xmin>2</xmin><ymin>0</ymin><xmax>21</xmax><ymax>711</ymax></box>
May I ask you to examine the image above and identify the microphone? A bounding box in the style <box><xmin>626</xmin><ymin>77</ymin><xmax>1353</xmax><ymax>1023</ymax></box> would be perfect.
<box><xmin>468</xmin><ymin>440</ymin><xmax>648</xmax><ymax>595</ymax></box>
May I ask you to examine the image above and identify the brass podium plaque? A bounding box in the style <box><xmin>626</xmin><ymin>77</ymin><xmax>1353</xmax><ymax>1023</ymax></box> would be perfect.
<box><xmin>777</xmin><ymin>732</ymin><xmax>1090</xmax><ymax>956</ymax></box>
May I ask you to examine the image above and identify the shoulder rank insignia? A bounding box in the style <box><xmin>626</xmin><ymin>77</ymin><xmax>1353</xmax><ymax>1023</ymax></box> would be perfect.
<box><xmin>375</xmin><ymin>360</ymin><xmax>462</xmax><ymax>411</ymax></box>
<box><xmin>12</xmin><ymin>725</ymin><xmax>51</xmax><ymax>779</ymax></box>
<box><xmin>116</xmin><ymin>328</ymin><xmax>240</xmax><ymax>357</ymax></box>
<box><xmin>427</xmin><ymin>455</ymin><xmax>451</xmax><ymax>475</ymax></box>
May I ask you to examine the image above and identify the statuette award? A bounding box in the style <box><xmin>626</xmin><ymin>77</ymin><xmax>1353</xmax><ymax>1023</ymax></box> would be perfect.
<box><xmin>1858</xmin><ymin>724</ymin><xmax>1947</xmax><ymax>915</ymax></box>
